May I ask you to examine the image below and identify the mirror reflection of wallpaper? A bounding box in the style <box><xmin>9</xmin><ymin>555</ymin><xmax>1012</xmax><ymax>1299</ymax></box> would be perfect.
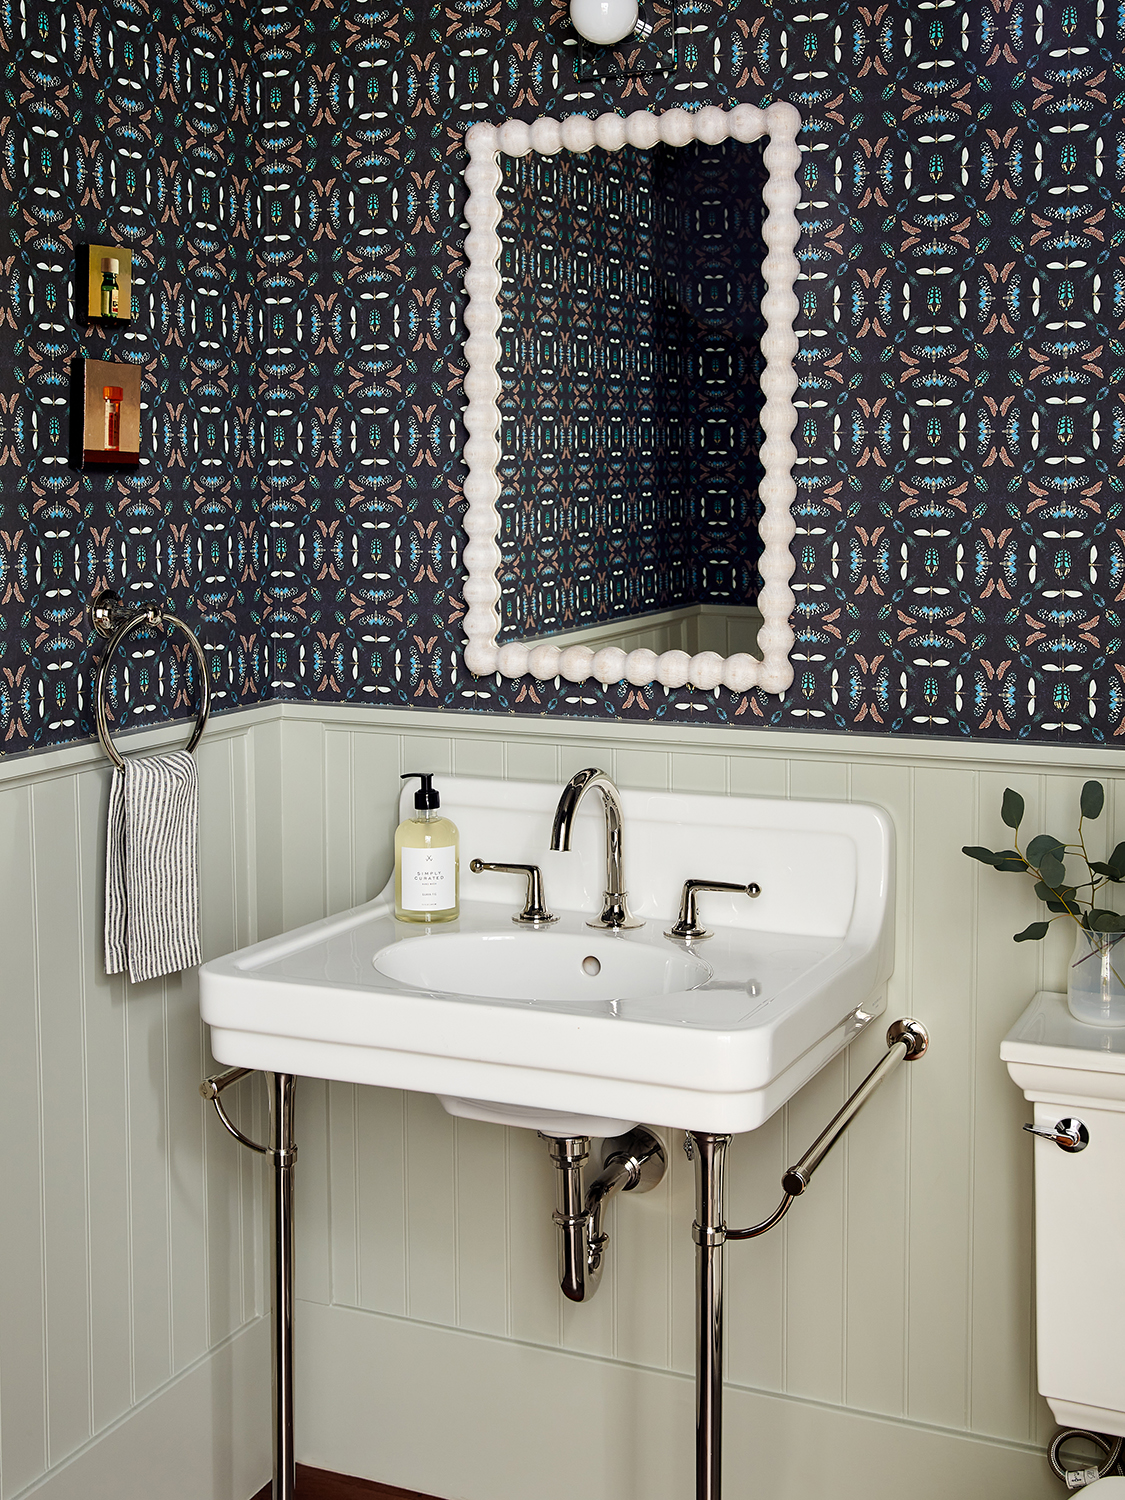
<box><xmin>495</xmin><ymin>139</ymin><xmax>767</xmax><ymax>644</ymax></box>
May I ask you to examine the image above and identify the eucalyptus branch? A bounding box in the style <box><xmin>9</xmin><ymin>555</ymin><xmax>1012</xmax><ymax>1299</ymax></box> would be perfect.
<box><xmin>963</xmin><ymin>782</ymin><xmax>1125</xmax><ymax>972</ymax></box>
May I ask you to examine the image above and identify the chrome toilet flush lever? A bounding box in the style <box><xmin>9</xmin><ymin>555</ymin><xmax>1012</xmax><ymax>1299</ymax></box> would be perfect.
<box><xmin>666</xmin><ymin>878</ymin><xmax>762</xmax><ymax>942</ymax></box>
<box><xmin>1024</xmin><ymin>1117</ymin><xmax>1089</xmax><ymax>1153</ymax></box>
<box><xmin>469</xmin><ymin>859</ymin><xmax>557</xmax><ymax>925</ymax></box>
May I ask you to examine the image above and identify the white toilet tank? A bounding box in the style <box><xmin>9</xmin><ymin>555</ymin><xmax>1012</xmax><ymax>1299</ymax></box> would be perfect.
<box><xmin>1003</xmin><ymin>992</ymin><xmax>1125</xmax><ymax>1437</ymax></box>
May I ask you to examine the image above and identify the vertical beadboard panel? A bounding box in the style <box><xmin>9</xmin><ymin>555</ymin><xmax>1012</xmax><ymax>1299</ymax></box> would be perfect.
<box><xmin>74</xmin><ymin>769</ymin><xmax>133</xmax><ymax>1436</ymax></box>
<box><xmin>0</xmin><ymin>783</ymin><xmax>48</xmax><ymax>1493</ymax></box>
<box><xmin>969</xmin><ymin>768</ymin><xmax>1045</xmax><ymax>1441</ymax></box>
<box><xmin>281</xmin><ymin>719</ymin><xmax>328</xmax><ymax>931</ymax></box>
<box><xmin>905</xmin><ymin>764</ymin><xmax>978</xmax><ymax>1430</ymax></box>
<box><xmin>328</xmin><ymin>1083</ymin><xmax>359</xmax><ymax>1307</ymax></box>
<box><xmin>842</xmin><ymin>760</ymin><xmax>913</xmax><ymax>1416</ymax></box>
<box><xmin>123</xmin><ymin>982</ymin><xmax>176</xmax><ymax>1407</ymax></box>
<box><xmin>199</xmin><ymin>737</ymin><xmax>254</xmax><ymax>1347</ymax></box>
<box><xmin>452</xmin><ymin>1118</ymin><xmax>509</xmax><ymax>1337</ymax></box>
<box><xmin>402</xmin><ymin>1092</ymin><xmax>457</xmax><ymax>1326</ymax></box>
<box><xmin>295</xmin><ymin>1078</ymin><xmax>332</xmax><ymax>1308</ymax></box>
<box><xmin>252</xmin><ymin>714</ymin><xmax>285</xmax><ymax>941</ymax></box>
<box><xmin>355</xmin><ymin>1086</ymin><xmax>408</xmax><ymax>1316</ymax></box>
<box><xmin>324</xmin><ymin>731</ymin><xmax>356</xmax><ymax>917</ymax></box>
<box><xmin>30</xmin><ymin>775</ymin><xmax>92</xmax><ymax>1463</ymax></box>
<box><xmin>351</xmin><ymin>730</ymin><xmax>401</xmax><ymax>903</ymax></box>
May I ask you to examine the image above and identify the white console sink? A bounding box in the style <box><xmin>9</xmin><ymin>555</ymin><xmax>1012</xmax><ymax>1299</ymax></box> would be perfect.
<box><xmin>200</xmin><ymin>778</ymin><xmax>895</xmax><ymax>1134</ymax></box>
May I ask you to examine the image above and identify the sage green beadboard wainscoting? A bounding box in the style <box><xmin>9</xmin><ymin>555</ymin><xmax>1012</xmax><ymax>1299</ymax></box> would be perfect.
<box><xmin>254</xmin><ymin>702</ymin><xmax>1121</xmax><ymax>1500</ymax></box>
<box><xmin>0</xmin><ymin>716</ymin><xmax>271</xmax><ymax>1500</ymax></box>
<box><xmin>3</xmin><ymin>701</ymin><xmax>1119</xmax><ymax>1499</ymax></box>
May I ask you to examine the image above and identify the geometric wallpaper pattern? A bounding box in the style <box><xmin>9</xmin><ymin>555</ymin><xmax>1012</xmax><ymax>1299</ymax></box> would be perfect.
<box><xmin>494</xmin><ymin>137</ymin><xmax>766</xmax><ymax>644</ymax></box>
<box><xmin>0</xmin><ymin>0</ymin><xmax>1122</xmax><ymax>753</ymax></box>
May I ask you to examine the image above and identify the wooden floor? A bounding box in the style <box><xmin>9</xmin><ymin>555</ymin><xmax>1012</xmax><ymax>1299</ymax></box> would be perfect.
<box><xmin>252</xmin><ymin>1466</ymin><xmax>441</xmax><ymax>1500</ymax></box>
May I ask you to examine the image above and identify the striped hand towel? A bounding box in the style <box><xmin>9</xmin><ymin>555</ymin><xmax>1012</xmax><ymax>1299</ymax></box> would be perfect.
<box><xmin>104</xmin><ymin>749</ymin><xmax>202</xmax><ymax>983</ymax></box>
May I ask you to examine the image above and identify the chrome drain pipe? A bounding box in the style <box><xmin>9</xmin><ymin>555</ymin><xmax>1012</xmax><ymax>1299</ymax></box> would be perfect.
<box><xmin>543</xmin><ymin>1127</ymin><xmax>667</xmax><ymax>1302</ymax></box>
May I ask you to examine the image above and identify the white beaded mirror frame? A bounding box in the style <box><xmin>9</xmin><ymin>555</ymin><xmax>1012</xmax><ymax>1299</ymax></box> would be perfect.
<box><xmin>460</xmin><ymin>102</ymin><xmax>802</xmax><ymax>696</ymax></box>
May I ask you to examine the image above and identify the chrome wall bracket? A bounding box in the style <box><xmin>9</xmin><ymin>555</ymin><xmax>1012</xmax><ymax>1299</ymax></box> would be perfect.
<box><xmin>202</xmin><ymin>1067</ymin><xmax>297</xmax><ymax>1500</ymax></box>
<box><xmin>542</xmin><ymin>1127</ymin><xmax>666</xmax><ymax>1301</ymax></box>
<box><xmin>688</xmin><ymin>1018</ymin><xmax>929</xmax><ymax>1500</ymax></box>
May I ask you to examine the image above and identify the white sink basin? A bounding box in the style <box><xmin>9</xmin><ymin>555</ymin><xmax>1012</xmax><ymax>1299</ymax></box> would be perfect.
<box><xmin>200</xmin><ymin>778</ymin><xmax>895</xmax><ymax>1134</ymax></box>
<box><xmin>372</xmin><ymin>929</ymin><xmax>711</xmax><ymax>1003</ymax></box>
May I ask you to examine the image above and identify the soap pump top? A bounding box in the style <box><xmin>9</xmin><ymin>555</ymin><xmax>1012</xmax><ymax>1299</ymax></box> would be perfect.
<box><xmin>403</xmin><ymin>771</ymin><xmax>440</xmax><ymax>813</ymax></box>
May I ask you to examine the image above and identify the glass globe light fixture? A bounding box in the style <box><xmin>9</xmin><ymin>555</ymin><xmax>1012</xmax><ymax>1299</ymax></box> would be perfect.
<box><xmin>569</xmin><ymin>0</ymin><xmax>640</xmax><ymax>45</ymax></box>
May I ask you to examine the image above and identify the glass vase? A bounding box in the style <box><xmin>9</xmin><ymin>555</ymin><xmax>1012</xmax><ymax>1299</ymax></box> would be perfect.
<box><xmin>1067</xmin><ymin>925</ymin><xmax>1125</xmax><ymax>1027</ymax></box>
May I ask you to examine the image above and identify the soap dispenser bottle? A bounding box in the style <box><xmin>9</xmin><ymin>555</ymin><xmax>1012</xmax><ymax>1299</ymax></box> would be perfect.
<box><xmin>395</xmin><ymin>773</ymin><xmax>459</xmax><ymax>923</ymax></box>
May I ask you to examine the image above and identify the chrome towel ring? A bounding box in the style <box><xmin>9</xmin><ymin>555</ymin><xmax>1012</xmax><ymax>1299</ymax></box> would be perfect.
<box><xmin>90</xmin><ymin>589</ymin><xmax>211</xmax><ymax>772</ymax></box>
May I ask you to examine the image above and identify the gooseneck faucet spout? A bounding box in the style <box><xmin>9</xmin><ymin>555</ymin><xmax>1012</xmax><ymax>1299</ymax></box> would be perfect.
<box><xmin>550</xmin><ymin>767</ymin><xmax>644</xmax><ymax>929</ymax></box>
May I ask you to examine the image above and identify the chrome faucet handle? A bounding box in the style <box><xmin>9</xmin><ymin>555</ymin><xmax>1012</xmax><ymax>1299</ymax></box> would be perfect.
<box><xmin>469</xmin><ymin>860</ymin><xmax>558</xmax><ymax>925</ymax></box>
<box><xmin>1023</xmin><ymin>1118</ymin><xmax>1089</xmax><ymax>1153</ymax></box>
<box><xmin>666</xmin><ymin>879</ymin><xmax>762</xmax><ymax>942</ymax></box>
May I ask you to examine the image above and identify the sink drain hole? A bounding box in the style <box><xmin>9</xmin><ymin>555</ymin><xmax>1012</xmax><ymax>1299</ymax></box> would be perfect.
<box><xmin>581</xmin><ymin>955</ymin><xmax>601</xmax><ymax>977</ymax></box>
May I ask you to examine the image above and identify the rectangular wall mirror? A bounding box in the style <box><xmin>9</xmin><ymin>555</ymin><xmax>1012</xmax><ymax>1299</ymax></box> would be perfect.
<box><xmin>461</xmin><ymin>103</ymin><xmax>801</xmax><ymax>696</ymax></box>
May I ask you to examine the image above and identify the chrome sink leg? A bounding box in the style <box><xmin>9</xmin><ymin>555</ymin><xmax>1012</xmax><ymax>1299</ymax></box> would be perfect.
<box><xmin>689</xmin><ymin>1132</ymin><xmax>730</xmax><ymax>1500</ymax></box>
<box><xmin>200</xmin><ymin>1067</ymin><xmax>299</xmax><ymax>1500</ymax></box>
<box><xmin>270</xmin><ymin>1074</ymin><xmax>297</xmax><ymax>1500</ymax></box>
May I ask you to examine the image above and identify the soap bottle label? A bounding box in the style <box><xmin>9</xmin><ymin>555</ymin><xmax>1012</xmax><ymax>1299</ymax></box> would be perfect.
<box><xmin>399</xmin><ymin>845</ymin><xmax>456</xmax><ymax>911</ymax></box>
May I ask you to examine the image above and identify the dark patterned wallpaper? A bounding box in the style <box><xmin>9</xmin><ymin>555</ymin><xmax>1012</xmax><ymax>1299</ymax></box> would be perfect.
<box><xmin>0</xmin><ymin>0</ymin><xmax>261</xmax><ymax>752</ymax></box>
<box><xmin>494</xmin><ymin>137</ymin><xmax>766</xmax><ymax>644</ymax></box>
<box><xmin>0</xmin><ymin>0</ymin><xmax>1122</xmax><ymax>753</ymax></box>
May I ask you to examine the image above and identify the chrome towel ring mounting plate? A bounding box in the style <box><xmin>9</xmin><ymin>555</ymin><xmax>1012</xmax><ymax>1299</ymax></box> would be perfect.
<box><xmin>90</xmin><ymin>588</ymin><xmax>211</xmax><ymax>772</ymax></box>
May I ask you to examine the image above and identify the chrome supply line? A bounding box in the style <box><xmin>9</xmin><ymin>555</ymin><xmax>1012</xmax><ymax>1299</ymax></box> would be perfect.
<box><xmin>543</xmin><ymin>1127</ymin><xmax>666</xmax><ymax>1301</ymax></box>
<box><xmin>201</xmin><ymin>1068</ymin><xmax>297</xmax><ymax>1500</ymax></box>
<box><xmin>686</xmin><ymin>1018</ymin><xmax>929</xmax><ymax>1500</ymax></box>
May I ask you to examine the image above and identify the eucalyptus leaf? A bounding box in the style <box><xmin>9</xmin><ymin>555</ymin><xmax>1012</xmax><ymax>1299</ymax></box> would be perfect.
<box><xmin>1038</xmin><ymin>852</ymin><xmax>1067</xmax><ymax>888</ymax></box>
<box><xmin>963</xmin><ymin>846</ymin><xmax>1026</xmax><ymax>870</ymax></box>
<box><xmin>962</xmin><ymin>845</ymin><xmax>1000</xmax><ymax>865</ymax></box>
<box><xmin>1088</xmin><ymin>910</ymin><xmax>1125</xmax><ymax>933</ymax></box>
<box><xmin>1014</xmin><ymin>921</ymin><xmax>1050</xmax><ymax>942</ymax></box>
<box><xmin>1106</xmin><ymin>841</ymin><xmax>1125</xmax><ymax>879</ymax></box>
<box><xmin>1035</xmin><ymin>881</ymin><xmax>1075</xmax><ymax>913</ymax></box>
<box><xmin>1001</xmin><ymin>788</ymin><xmax>1025</xmax><ymax>830</ymax></box>
<box><xmin>1081</xmin><ymin>780</ymin><xmax>1106</xmax><ymax>820</ymax></box>
<box><xmin>1026</xmin><ymin>833</ymin><xmax>1065</xmax><ymax>863</ymax></box>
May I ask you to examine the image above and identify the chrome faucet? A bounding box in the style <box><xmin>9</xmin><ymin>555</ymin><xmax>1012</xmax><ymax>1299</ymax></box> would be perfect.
<box><xmin>549</xmin><ymin>768</ymin><xmax>644</xmax><ymax>929</ymax></box>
